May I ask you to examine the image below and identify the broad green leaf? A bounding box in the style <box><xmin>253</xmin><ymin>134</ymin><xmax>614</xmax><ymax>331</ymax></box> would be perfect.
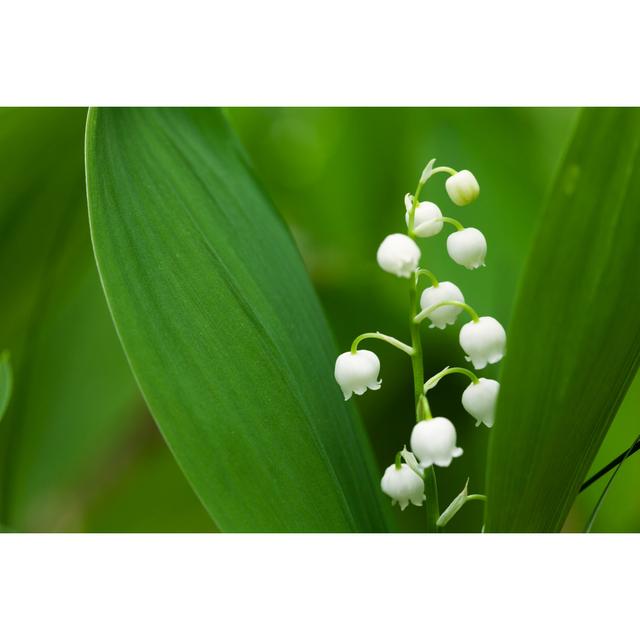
<box><xmin>0</xmin><ymin>108</ymin><xmax>142</xmax><ymax>529</ymax></box>
<box><xmin>85</xmin><ymin>107</ymin><xmax>389</xmax><ymax>532</ymax></box>
<box><xmin>0</xmin><ymin>352</ymin><xmax>12</xmax><ymax>423</ymax></box>
<box><xmin>485</xmin><ymin>108</ymin><xmax>640</xmax><ymax>532</ymax></box>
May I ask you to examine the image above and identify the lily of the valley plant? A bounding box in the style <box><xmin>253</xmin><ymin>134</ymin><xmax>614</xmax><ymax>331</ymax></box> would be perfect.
<box><xmin>334</xmin><ymin>159</ymin><xmax>506</xmax><ymax>531</ymax></box>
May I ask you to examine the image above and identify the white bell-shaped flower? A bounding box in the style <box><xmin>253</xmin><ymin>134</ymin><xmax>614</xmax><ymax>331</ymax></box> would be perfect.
<box><xmin>376</xmin><ymin>233</ymin><xmax>421</xmax><ymax>278</ymax></box>
<box><xmin>404</xmin><ymin>194</ymin><xmax>443</xmax><ymax>238</ymax></box>
<box><xmin>380</xmin><ymin>463</ymin><xmax>425</xmax><ymax>510</ymax></box>
<box><xmin>447</xmin><ymin>227</ymin><xmax>487</xmax><ymax>269</ymax></box>
<box><xmin>461</xmin><ymin>378</ymin><xmax>500</xmax><ymax>427</ymax></box>
<box><xmin>459</xmin><ymin>317</ymin><xmax>506</xmax><ymax>370</ymax></box>
<box><xmin>419</xmin><ymin>281</ymin><xmax>465</xmax><ymax>329</ymax></box>
<box><xmin>410</xmin><ymin>417</ymin><xmax>463</xmax><ymax>468</ymax></box>
<box><xmin>334</xmin><ymin>349</ymin><xmax>381</xmax><ymax>400</ymax></box>
<box><xmin>445</xmin><ymin>169</ymin><xmax>480</xmax><ymax>206</ymax></box>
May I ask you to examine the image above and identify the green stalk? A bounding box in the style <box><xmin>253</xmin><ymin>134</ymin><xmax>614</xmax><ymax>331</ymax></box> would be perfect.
<box><xmin>409</xmin><ymin>275</ymin><xmax>439</xmax><ymax>532</ymax></box>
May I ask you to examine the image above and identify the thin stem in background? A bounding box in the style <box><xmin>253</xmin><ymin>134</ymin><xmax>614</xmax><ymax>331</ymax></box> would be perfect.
<box><xmin>584</xmin><ymin>433</ymin><xmax>640</xmax><ymax>533</ymax></box>
<box><xmin>579</xmin><ymin>436</ymin><xmax>640</xmax><ymax>493</ymax></box>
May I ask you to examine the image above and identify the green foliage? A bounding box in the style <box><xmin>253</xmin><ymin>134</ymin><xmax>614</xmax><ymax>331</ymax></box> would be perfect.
<box><xmin>85</xmin><ymin>107</ymin><xmax>389</xmax><ymax>532</ymax></box>
<box><xmin>228</xmin><ymin>107</ymin><xmax>577</xmax><ymax>532</ymax></box>
<box><xmin>485</xmin><ymin>108</ymin><xmax>640</xmax><ymax>532</ymax></box>
<box><xmin>571</xmin><ymin>371</ymin><xmax>640</xmax><ymax>531</ymax></box>
<box><xmin>0</xmin><ymin>108</ymin><xmax>143</xmax><ymax>530</ymax></box>
<box><xmin>84</xmin><ymin>436</ymin><xmax>217</xmax><ymax>533</ymax></box>
<box><xmin>584</xmin><ymin>432</ymin><xmax>640</xmax><ymax>532</ymax></box>
<box><xmin>4</xmin><ymin>106</ymin><xmax>639</xmax><ymax>533</ymax></box>
<box><xmin>0</xmin><ymin>352</ymin><xmax>12</xmax><ymax>423</ymax></box>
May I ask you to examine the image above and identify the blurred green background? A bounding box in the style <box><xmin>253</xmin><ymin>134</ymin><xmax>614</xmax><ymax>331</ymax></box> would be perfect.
<box><xmin>0</xmin><ymin>107</ymin><xmax>637</xmax><ymax>532</ymax></box>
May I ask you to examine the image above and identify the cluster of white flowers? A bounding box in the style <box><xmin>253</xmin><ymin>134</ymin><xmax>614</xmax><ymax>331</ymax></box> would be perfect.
<box><xmin>334</xmin><ymin>160</ymin><xmax>506</xmax><ymax>523</ymax></box>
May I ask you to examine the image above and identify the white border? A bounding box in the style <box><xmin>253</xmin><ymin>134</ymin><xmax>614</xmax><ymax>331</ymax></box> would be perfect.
<box><xmin>0</xmin><ymin>534</ymin><xmax>635</xmax><ymax>639</ymax></box>
<box><xmin>0</xmin><ymin>1</ymin><xmax>639</xmax><ymax>105</ymax></box>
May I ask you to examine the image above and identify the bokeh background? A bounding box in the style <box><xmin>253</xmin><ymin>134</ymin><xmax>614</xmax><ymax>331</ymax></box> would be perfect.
<box><xmin>0</xmin><ymin>107</ymin><xmax>637</xmax><ymax>532</ymax></box>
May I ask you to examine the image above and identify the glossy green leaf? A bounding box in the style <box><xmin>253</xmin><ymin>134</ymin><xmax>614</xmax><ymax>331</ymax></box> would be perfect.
<box><xmin>0</xmin><ymin>352</ymin><xmax>12</xmax><ymax>423</ymax></box>
<box><xmin>85</xmin><ymin>107</ymin><xmax>388</xmax><ymax>532</ymax></box>
<box><xmin>486</xmin><ymin>108</ymin><xmax>640</xmax><ymax>532</ymax></box>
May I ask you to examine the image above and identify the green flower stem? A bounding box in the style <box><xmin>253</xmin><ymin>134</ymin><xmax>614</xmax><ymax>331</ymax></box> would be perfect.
<box><xmin>436</xmin><ymin>491</ymin><xmax>487</xmax><ymax>528</ymax></box>
<box><xmin>466</xmin><ymin>494</ymin><xmax>487</xmax><ymax>502</ymax></box>
<box><xmin>424</xmin><ymin>366</ymin><xmax>479</xmax><ymax>392</ymax></box>
<box><xmin>429</xmin><ymin>166</ymin><xmax>457</xmax><ymax>177</ymax></box>
<box><xmin>410</xmin><ymin>164</ymin><xmax>459</xmax><ymax>235</ymax></box>
<box><xmin>414</xmin><ymin>300</ymin><xmax>480</xmax><ymax>325</ymax></box>
<box><xmin>415</xmin><ymin>268</ymin><xmax>439</xmax><ymax>288</ymax></box>
<box><xmin>409</xmin><ymin>163</ymin><xmax>459</xmax><ymax>235</ymax></box>
<box><xmin>409</xmin><ymin>274</ymin><xmax>439</xmax><ymax>532</ymax></box>
<box><xmin>423</xmin><ymin>467</ymin><xmax>439</xmax><ymax>531</ymax></box>
<box><xmin>394</xmin><ymin>451</ymin><xmax>403</xmax><ymax>470</ymax></box>
<box><xmin>417</xmin><ymin>395</ymin><xmax>431</xmax><ymax>420</ymax></box>
<box><xmin>407</xmin><ymin>179</ymin><xmax>426</xmax><ymax>238</ymax></box>
<box><xmin>409</xmin><ymin>285</ymin><xmax>426</xmax><ymax>411</ymax></box>
<box><xmin>439</xmin><ymin>216</ymin><xmax>465</xmax><ymax>231</ymax></box>
<box><xmin>350</xmin><ymin>332</ymin><xmax>414</xmax><ymax>356</ymax></box>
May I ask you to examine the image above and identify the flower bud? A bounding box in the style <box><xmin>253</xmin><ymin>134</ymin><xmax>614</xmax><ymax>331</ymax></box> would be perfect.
<box><xmin>445</xmin><ymin>169</ymin><xmax>480</xmax><ymax>206</ymax></box>
<box><xmin>376</xmin><ymin>233</ymin><xmax>421</xmax><ymax>278</ymax></box>
<box><xmin>446</xmin><ymin>227</ymin><xmax>486</xmax><ymax>269</ymax></box>
<box><xmin>419</xmin><ymin>281</ymin><xmax>465</xmax><ymax>329</ymax></box>
<box><xmin>380</xmin><ymin>463</ymin><xmax>425</xmax><ymax>510</ymax></box>
<box><xmin>404</xmin><ymin>194</ymin><xmax>443</xmax><ymax>238</ymax></box>
<box><xmin>459</xmin><ymin>317</ymin><xmax>506</xmax><ymax>370</ymax></box>
<box><xmin>461</xmin><ymin>378</ymin><xmax>500</xmax><ymax>427</ymax></box>
<box><xmin>410</xmin><ymin>417</ymin><xmax>463</xmax><ymax>468</ymax></box>
<box><xmin>334</xmin><ymin>349</ymin><xmax>381</xmax><ymax>400</ymax></box>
